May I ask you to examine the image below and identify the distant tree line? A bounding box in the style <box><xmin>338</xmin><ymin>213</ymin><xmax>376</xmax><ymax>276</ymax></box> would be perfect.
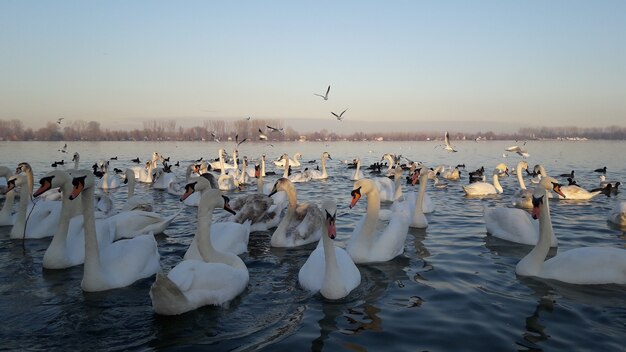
<box><xmin>1</xmin><ymin>119</ymin><xmax>625</xmax><ymax>141</ymax></box>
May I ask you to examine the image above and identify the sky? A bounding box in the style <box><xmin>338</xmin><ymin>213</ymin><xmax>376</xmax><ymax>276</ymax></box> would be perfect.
<box><xmin>1</xmin><ymin>0</ymin><xmax>625</xmax><ymax>132</ymax></box>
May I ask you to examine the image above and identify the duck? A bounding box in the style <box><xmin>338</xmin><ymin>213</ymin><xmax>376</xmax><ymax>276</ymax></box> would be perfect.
<box><xmin>308</xmin><ymin>152</ymin><xmax>332</xmax><ymax>180</ymax></box>
<box><xmin>559</xmin><ymin>170</ymin><xmax>575</xmax><ymax>178</ymax></box>
<box><xmin>347</xmin><ymin>179</ymin><xmax>410</xmax><ymax>263</ymax></box>
<box><xmin>515</xmin><ymin>177</ymin><xmax>626</xmax><ymax>284</ymax></box>
<box><xmin>462</xmin><ymin>168</ymin><xmax>503</xmax><ymax>196</ymax></box>
<box><xmin>149</xmin><ymin>189</ymin><xmax>249</xmax><ymax>315</ymax></box>
<box><xmin>69</xmin><ymin>173</ymin><xmax>160</xmax><ymax>292</ymax></box>
<box><xmin>608</xmin><ymin>202</ymin><xmax>626</xmax><ymax>227</ymax></box>
<box><xmin>594</xmin><ymin>166</ymin><xmax>607</xmax><ymax>174</ymax></box>
<box><xmin>298</xmin><ymin>199</ymin><xmax>361</xmax><ymax>300</ymax></box>
<box><xmin>268</xmin><ymin>178</ymin><xmax>324</xmax><ymax>247</ymax></box>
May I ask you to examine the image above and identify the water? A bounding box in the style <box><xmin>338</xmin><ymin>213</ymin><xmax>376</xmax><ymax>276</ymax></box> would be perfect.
<box><xmin>0</xmin><ymin>140</ymin><xmax>625</xmax><ymax>351</ymax></box>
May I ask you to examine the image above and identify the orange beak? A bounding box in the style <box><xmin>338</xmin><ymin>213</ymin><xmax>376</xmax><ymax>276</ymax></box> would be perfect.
<box><xmin>349</xmin><ymin>193</ymin><xmax>361</xmax><ymax>209</ymax></box>
<box><xmin>33</xmin><ymin>180</ymin><xmax>51</xmax><ymax>198</ymax></box>
<box><xmin>69</xmin><ymin>182</ymin><xmax>84</xmax><ymax>200</ymax></box>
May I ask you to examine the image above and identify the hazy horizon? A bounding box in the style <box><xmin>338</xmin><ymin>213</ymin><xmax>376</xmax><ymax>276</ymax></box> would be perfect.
<box><xmin>2</xmin><ymin>1</ymin><xmax>625</xmax><ymax>130</ymax></box>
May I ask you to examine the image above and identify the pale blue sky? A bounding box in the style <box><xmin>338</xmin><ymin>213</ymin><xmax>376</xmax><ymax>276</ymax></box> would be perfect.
<box><xmin>1</xmin><ymin>0</ymin><xmax>625</xmax><ymax>131</ymax></box>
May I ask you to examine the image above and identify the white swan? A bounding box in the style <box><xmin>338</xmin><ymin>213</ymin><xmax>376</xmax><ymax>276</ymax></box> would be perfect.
<box><xmin>16</xmin><ymin>162</ymin><xmax>62</xmax><ymax>201</ymax></box>
<box><xmin>122</xmin><ymin>168</ymin><xmax>154</xmax><ymax>212</ymax></box>
<box><xmin>72</xmin><ymin>152</ymin><xmax>80</xmax><ymax>169</ymax></box>
<box><xmin>69</xmin><ymin>173</ymin><xmax>160</xmax><ymax>292</ymax></box>
<box><xmin>298</xmin><ymin>199</ymin><xmax>361</xmax><ymax>299</ymax></box>
<box><xmin>484</xmin><ymin>207</ymin><xmax>556</xmax><ymax>246</ymax></box>
<box><xmin>149</xmin><ymin>189</ymin><xmax>249</xmax><ymax>315</ymax></box>
<box><xmin>217</xmin><ymin>152</ymin><xmax>240</xmax><ymax>191</ymax></box>
<box><xmin>268</xmin><ymin>178</ymin><xmax>324</xmax><ymax>247</ymax></box>
<box><xmin>274</xmin><ymin>152</ymin><xmax>302</xmax><ymax>169</ymax></box>
<box><xmin>151</xmin><ymin>167</ymin><xmax>176</xmax><ymax>190</ymax></box>
<box><xmin>463</xmin><ymin>169</ymin><xmax>503</xmax><ymax>196</ymax></box>
<box><xmin>442</xmin><ymin>167</ymin><xmax>460</xmax><ymax>181</ymax></box>
<box><xmin>6</xmin><ymin>174</ymin><xmax>62</xmax><ymax>239</ymax></box>
<box><xmin>512</xmin><ymin>161</ymin><xmax>532</xmax><ymax>209</ymax></box>
<box><xmin>350</xmin><ymin>158</ymin><xmax>365</xmax><ymax>181</ymax></box>
<box><xmin>97</xmin><ymin>161</ymin><xmax>122</xmax><ymax>190</ymax></box>
<box><xmin>180</xmin><ymin>178</ymin><xmax>251</xmax><ymax>256</ymax></box>
<box><xmin>308</xmin><ymin>152</ymin><xmax>332</xmax><ymax>180</ymax></box>
<box><xmin>555</xmin><ymin>185</ymin><xmax>601</xmax><ymax>200</ymax></box>
<box><xmin>34</xmin><ymin>170</ymin><xmax>116</xmax><ymax>269</ymax></box>
<box><xmin>608</xmin><ymin>202</ymin><xmax>626</xmax><ymax>227</ymax></box>
<box><xmin>515</xmin><ymin>177</ymin><xmax>626</xmax><ymax>284</ymax></box>
<box><xmin>0</xmin><ymin>166</ymin><xmax>16</xmax><ymax>226</ymax></box>
<box><xmin>347</xmin><ymin>179</ymin><xmax>410</xmax><ymax>263</ymax></box>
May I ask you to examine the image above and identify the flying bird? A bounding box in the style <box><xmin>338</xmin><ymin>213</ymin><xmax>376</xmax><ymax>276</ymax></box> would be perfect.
<box><xmin>57</xmin><ymin>117</ymin><xmax>64</xmax><ymax>124</ymax></box>
<box><xmin>505</xmin><ymin>145</ymin><xmax>530</xmax><ymax>158</ymax></box>
<box><xmin>266</xmin><ymin>125</ymin><xmax>284</xmax><ymax>133</ymax></box>
<box><xmin>210</xmin><ymin>132</ymin><xmax>220</xmax><ymax>143</ymax></box>
<box><xmin>58</xmin><ymin>143</ymin><xmax>67</xmax><ymax>153</ymax></box>
<box><xmin>235</xmin><ymin>134</ymin><xmax>247</xmax><ymax>147</ymax></box>
<box><xmin>245</xmin><ymin>116</ymin><xmax>251</xmax><ymax>121</ymax></box>
<box><xmin>443</xmin><ymin>132</ymin><xmax>457</xmax><ymax>152</ymax></box>
<box><xmin>314</xmin><ymin>85</ymin><xmax>331</xmax><ymax>101</ymax></box>
<box><xmin>258</xmin><ymin>128</ymin><xmax>268</xmax><ymax>141</ymax></box>
<box><xmin>331</xmin><ymin>108</ymin><xmax>349</xmax><ymax>121</ymax></box>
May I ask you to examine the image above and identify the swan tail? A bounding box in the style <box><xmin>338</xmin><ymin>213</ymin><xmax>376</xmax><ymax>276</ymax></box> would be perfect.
<box><xmin>150</xmin><ymin>273</ymin><xmax>192</xmax><ymax>315</ymax></box>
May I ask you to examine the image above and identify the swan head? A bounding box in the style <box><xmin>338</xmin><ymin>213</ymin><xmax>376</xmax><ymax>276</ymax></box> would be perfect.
<box><xmin>124</xmin><ymin>168</ymin><xmax>135</xmax><ymax>184</ymax></box>
<box><xmin>200</xmin><ymin>189</ymin><xmax>236</xmax><ymax>215</ymax></box>
<box><xmin>33</xmin><ymin>170</ymin><xmax>72</xmax><ymax>197</ymax></box>
<box><xmin>533</xmin><ymin>176</ymin><xmax>565</xmax><ymax>200</ymax></box>
<box><xmin>72</xmin><ymin>152</ymin><xmax>80</xmax><ymax>162</ymax></box>
<box><xmin>495</xmin><ymin>163</ymin><xmax>509</xmax><ymax>176</ymax></box>
<box><xmin>4</xmin><ymin>174</ymin><xmax>26</xmax><ymax>194</ymax></box>
<box><xmin>69</xmin><ymin>173</ymin><xmax>94</xmax><ymax>200</ymax></box>
<box><xmin>321</xmin><ymin>200</ymin><xmax>337</xmax><ymax>239</ymax></box>
<box><xmin>16</xmin><ymin>162</ymin><xmax>31</xmax><ymax>175</ymax></box>
<box><xmin>269</xmin><ymin>177</ymin><xmax>293</xmax><ymax>197</ymax></box>
<box><xmin>349</xmin><ymin>179</ymin><xmax>374</xmax><ymax>209</ymax></box>
<box><xmin>518</xmin><ymin>160</ymin><xmax>529</xmax><ymax>170</ymax></box>
<box><xmin>322</xmin><ymin>152</ymin><xmax>331</xmax><ymax>160</ymax></box>
<box><xmin>180</xmin><ymin>176</ymin><xmax>213</xmax><ymax>201</ymax></box>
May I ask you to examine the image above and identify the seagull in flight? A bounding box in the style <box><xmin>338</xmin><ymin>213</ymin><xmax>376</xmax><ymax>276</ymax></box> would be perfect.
<box><xmin>58</xmin><ymin>143</ymin><xmax>67</xmax><ymax>153</ymax></box>
<box><xmin>505</xmin><ymin>145</ymin><xmax>530</xmax><ymax>158</ymax></box>
<box><xmin>245</xmin><ymin>116</ymin><xmax>251</xmax><ymax>121</ymax></box>
<box><xmin>235</xmin><ymin>134</ymin><xmax>247</xmax><ymax>147</ymax></box>
<box><xmin>314</xmin><ymin>85</ymin><xmax>330</xmax><ymax>101</ymax></box>
<box><xmin>258</xmin><ymin>128</ymin><xmax>268</xmax><ymax>141</ymax></box>
<box><xmin>266</xmin><ymin>125</ymin><xmax>284</xmax><ymax>133</ymax></box>
<box><xmin>210</xmin><ymin>132</ymin><xmax>220</xmax><ymax>143</ymax></box>
<box><xmin>57</xmin><ymin>117</ymin><xmax>64</xmax><ymax>124</ymax></box>
<box><xmin>443</xmin><ymin>131</ymin><xmax>457</xmax><ymax>152</ymax></box>
<box><xmin>331</xmin><ymin>108</ymin><xmax>348</xmax><ymax>121</ymax></box>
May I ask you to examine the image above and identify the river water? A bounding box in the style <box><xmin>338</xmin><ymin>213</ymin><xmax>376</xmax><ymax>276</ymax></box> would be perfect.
<box><xmin>0</xmin><ymin>140</ymin><xmax>624</xmax><ymax>351</ymax></box>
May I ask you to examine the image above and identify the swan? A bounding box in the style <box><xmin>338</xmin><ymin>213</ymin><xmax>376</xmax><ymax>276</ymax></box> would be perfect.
<box><xmin>122</xmin><ymin>168</ymin><xmax>154</xmax><ymax>212</ymax></box>
<box><xmin>0</xmin><ymin>166</ymin><xmax>16</xmax><ymax>226</ymax></box>
<box><xmin>179</xmin><ymin>178</ymin><xmax>251</xmax><ymax>256</ymax></box>
<box><xmin>515</xmin><ymin>177</ymin><xmax>626</xmax><ymax>284</ymax></box>
<box><xmin>298</xmin><ymin>199</ymin><xmax>361</xmax><ymax>299</ymax></box>
<box><xmin>442</xmin><ymin>167</ymin><xmax>460</xmax><ymax>181</ymax></box>
<box><xmin>555</xmin><ymin>185</ymin><xmax>601</xmax><ymax>200</ymax></box>
<box><xmin>372</xmin><ymin>165</ymin><xmax>401</xmax><ymax>203</ymax></box>
<box><xmin>268</xmin><ymin>178</ymin><xmax>324</xmax><ymax>247</ymax></box>
<box><xmin>406</xmin><ymin>168</ymin><xmax>435</xmax><ymax>213</ymax></box>
<box><xmin>71</xmin><ymin>152</ymin><xmax>80</xmax><ymax>169</ymax></box>
<box><xmin>149</xmin><ymin>189</ymin><xmax>249</xmax><ymax>315</ymax></box>
<box><xmin>96</xmin><ymin>161</ymin><xmax>122</xmax><ymax>190</ymax></box>
<box><xmin>274</xmin><ymin>152</ymin><xmax>302</xmax><ymax>169</ymax></box>
<box><xmin>33</xmin><ymin>170</ymin><xmax>117</xmax><ymax>269</ymax></box>
<box><xmin>608</xmin><ymin>202</ymin><xmax>626</xmax><ymax>227</ymax></box>
<box><xmin>236</xmin><ymin>156</ymin><xmax>251</xmax><ymax>185</ymax></box>
<box><xmin>462</xmin><ymin>169</ymin><xmax>503</xmax><ymax>196</ymax></box>
<box><xmin>69</xmin><ymin>173</ymin><xmax>160</xmax><ymax>292</ymax></box>
<box><xmin>308</xmin><ymin>152</ymin><xmax>332</xmax><ymax>180</ymax></box>
<box><xmin>16</xmin><ymin>162</ymin><xmax>62</xmax><ymax>201</ymax></box>
<box><xmin>347</xmin><ymin>179</ymin><xmax>410</xmax><ymax>263</ymax></box>
<box><xmin>350</xmin><ymin>158</ymin><xmax>365</xmax><ymax>181</ymax></box>
<box><xmin>132</xmin><ymin>152</ymin><xmax>161</xmax><ymax>183</ymax></box>
<box><xmin>512</xmin><ymin>161</ymin><xmax>533</xmax><ymax>209</ymax></box>
<box><xmin>484</xmin><ymin>207</ymin><xmax>556</xmax><ymax>246</ymax></box>
<box><xmin>381</xmin><ymin>153</ymin><xmax>396</xmax><ymax>177</ymax></box>
<box><xmin>151</xmin><ymin>167</ymin><xmax>176</xmax><ymax>190</ymax></box>
<box><xmin>6</xmin><ymin>174</ymin><xmax>62</xmax><ymax>239</ymax></box>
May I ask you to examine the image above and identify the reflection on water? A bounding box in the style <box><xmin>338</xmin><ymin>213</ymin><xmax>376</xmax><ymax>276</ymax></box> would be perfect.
<box><xmin>0</xmin><ymin>140</ymin><xmax>625</xmax><ymax>351</ymax></box>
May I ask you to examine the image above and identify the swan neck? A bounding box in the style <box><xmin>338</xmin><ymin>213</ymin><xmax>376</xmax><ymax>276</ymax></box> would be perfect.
<box><xmin>393</xmin><ymin>173</ymin><xmax>403</xmax><ymax>200</ymax></box>
<box><xmin>361</xmin><ymin>187</ymin><xmax>380</xmax><ymax>241</ymax></box>
<box><xmin>128</xmin><ymin>175</ymin><xmax>135</xmax><ymax>199</ymax></box>
<box><xmin>54</xmin><ymin>182</ymin><xmax>75</xmax><ymax>243</ymax></box>
<box><xmin>416</xmin><ymin>177</ymin><xmax>427</xmax><ymax>213</ymax></box>
<box><xmin>517</xmin><ymin>164</ymin><xmax>526</xmax><ymax>190</ymax></box>
<box><xmin>322</xmin><ymin>231</ymin><xmax>340</xmax><ymax>288</ymax></box>
<box><xmin>321</xmin><ymin>157</ymin><xmax>327</xmax><ymax>178</ymax></box>
<box><xmin>261</xmin><ymin>158</ymin><xmax>266</xmax><ymax>176</ymax></box>
<box><xmin>493</xmin><ymin>174</ymin><xmax>503</xmax><ymax>193</ymax></box>
<box><xmin>196</xmin><ymin>206</ymin><xmax>216</xmax><ymax>262</ymax></box>
<box><xmin>257</xmin><ymin>173</ymin><xmax>263</xmax><ymax>194</ymax></box>
<box><xmin>0</xmin><ymin>189</ymin><xmax>14</xmax><ymax>216</ymax></box>
<box><xmin>81</xmin><ymin>185</ymin><xmax>101</xmax><ymax>276</ymax></box>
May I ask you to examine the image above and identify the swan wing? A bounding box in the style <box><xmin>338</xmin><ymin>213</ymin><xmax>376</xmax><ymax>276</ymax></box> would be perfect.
<box><xmin>541</xmin><ymin>247</ymin><xmax>626</xmax><ymax>284</ymax></box>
